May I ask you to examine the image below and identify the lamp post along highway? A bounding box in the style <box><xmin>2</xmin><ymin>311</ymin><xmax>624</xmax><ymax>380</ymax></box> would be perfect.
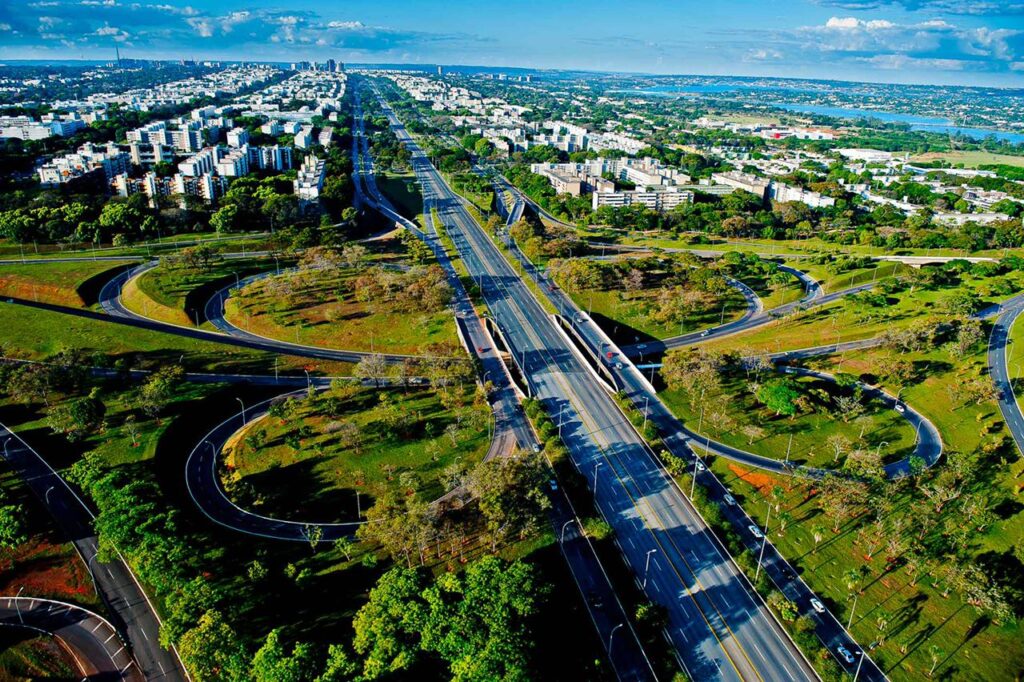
<box><xmin>643</xmin><ymin>548</ymin><xmax>657</xmax><ymax>589</ymax></box>
<box><xmin>236</xmin><ymin>398</ymin><xmax>246</xmax><ymax>425</ymax></box>
<box><xmin>561</xmin><ymin>519</ymin><xmax>574</xmax><ymax>543</ymax></box>
<box><xmin>15</xmin><ymin>586</ymin><xmax>24</xmax><ymax>624</ymax></box>
<box><xmin>755</xmin><ymin>503</ymin><xmax>772</xmax><ymax>582</ymax></box>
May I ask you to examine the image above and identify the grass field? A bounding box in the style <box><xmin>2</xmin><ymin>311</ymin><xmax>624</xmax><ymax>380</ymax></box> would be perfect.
<box><xmin>1008</xmin><ymin>311</ymin><xmax>1024</xmax><ymax>407</ymax></box>
<box><xmin>910</xmin><ymin>150</ymin><xmax>1024</xmax><ymax>169</ymax></box>
<box><xmin>224</xmin><ymin>267</ymin><xmax>457</xmax><ymax>355</ymax></box>
<box><xmin>0</xmin><ymin>260</ymin><xmax>135</xmax><ymax>307</ymax></box>
<box><xmin>1</xmin><ymin>377</ymin><xmax>610</xmax><ymax>680</ymax></box>
<box><xmin>705</xmin><ymin>271</ymin><xmax>1024</xmax><ymax>354</ymax></box>
<box><xmin>123</xmin><ymin>258</ymin><xmax>278</xmax><ymax>327</ymax></box>
<box><xmin>0</xmin><ymin>302</ymin><xmax>352</xmax><ymax>376</ymax></box>
<box><xmin>0</xmin><ymin>633</ymin><xmax>79</xmax><ymax>679</ymax></box>
<box><xmin>224</xmin><ymin>385</ymin><xmax>490</xmax><ymax>523</ymax></box>
<box><xmin>661</xmin><ymin>369</ymin><xmax>917</xmax><ymax>468</ymax></box>
<box><xmin>0</xmin><ymin>232</ymin><xmax>274</xmax><ymax>261</ymax></box>
<box><xmin>784</xmin><ymin>260</ymin><xmax>908</xmax><ymax>296</ymax></box>
<box><xmin>700</xmin><ymin>340</ymin><xmax>1024</xmax><ymax>681</ymax></box>
<box><xmin>569</xmin><ymin>284</ymin><xmax>749</xmax><ymax>345</ymax></box>
<box><xmin>377</xmin><ymin>172</ymin><xmax>425</xmax><ymax>224</ymax></box>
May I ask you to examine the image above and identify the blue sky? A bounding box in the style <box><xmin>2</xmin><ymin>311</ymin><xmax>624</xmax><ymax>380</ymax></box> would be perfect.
<box><xmin>1</xmin><ymin>0</ymin><xmax>1022</xmax><ymax>86</ymax></box>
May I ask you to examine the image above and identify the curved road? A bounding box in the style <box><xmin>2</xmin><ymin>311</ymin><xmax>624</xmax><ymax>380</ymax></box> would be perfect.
<box><xmin>987</xmin><ymin>292</ymin><xmax>1024</xmax><ymax>457</ymax></box>
<box><xmin>97</xmin><ymin>261</ymin><xmax>413</xmax><ymax>365</ymax></box>
<box><xmin>1</xmin><ymin>597</ymin><xmax>143</xmax><ymax>681</ymax></box>
<box><xmin>0</xmin><ymin>423</ymin><xmax>187</xmax><ymax>681</ymax></box>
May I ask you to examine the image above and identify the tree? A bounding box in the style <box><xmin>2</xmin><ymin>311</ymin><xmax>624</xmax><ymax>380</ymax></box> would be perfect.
<box><xmin>420</xmin><ymin>557</ymin><xmax>545</xmax><ymax>682</ymax></box>
<box><xmin>47</xmin><ymin>387</ymin><xmax>106</xmax><ymax>441</ymax></box>
<box><xmin>756</xmin><ymin>378</ymin><xmax>800</xmax><ymax>417</ymax></box>
<box><xmin>177</xmin><ymin>610</ymin><xmax>248</xmax><ymax>682</ymax></box>
<box><xmin>316</xmin><ymin>645</ymin><xmax>359</xmax><ymax>682</ymax></box>
<box><xmin>210</xmin><ymin>203</ymin><xmax>242</xmax><ymax>233</ymax></box>
<box><xmin>354</xmin><ymin>354</ymin><xmax>390</xmax><ymax>388</ymax></box>
<box><xmin>464</xmin><ymin>452</ymin><xmax>551</xmax><ymax>545</ymax></box>
<box><xmin>160</xmin><ymin>577</ymin><xmax>217</xmax><ymax>648</ymax></box>
<box><xmin>138</xmin><ymin>365</ymin><xmax>184</xmax><ymax>418</ymax></box>
<box><xmin>251</xmin><ymin>629</ymin><xmax>318</xmax><ymax>682</ymax></box>
<box><xmin>352</xmin><ymin>567</ymin><xmax>429</xmax><ymax>678</ymax></box>
<box><xmin>0</xmin><ymin>504</ymin><xmax>27</xmax><ymax>557</ymax></box>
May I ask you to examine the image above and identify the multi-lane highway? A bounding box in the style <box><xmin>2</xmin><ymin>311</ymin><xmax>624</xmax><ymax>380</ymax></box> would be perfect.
<box><xmin>375</xmin><ymin>84</ymin><xmax>817</xmax><ymax>682</ymax></box>
<box><xmin>987</xmin><ymin>293</ymin><xmax>1024</xmax><ymax>457</ymax></box>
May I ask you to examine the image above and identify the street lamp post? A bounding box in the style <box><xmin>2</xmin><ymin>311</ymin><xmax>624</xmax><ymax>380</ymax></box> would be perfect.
<box><xmin>642</xmin><ymin>396</ymin><xmax>649</xmax><ymax>432</ymax></box>
<box><xmin>560</xmin><ymin>519</ymin><xmax>574</xmax><ymax>543</ymax></box>
<box><xmin>44</xmin><ymin>487</ymin><xmax>54</xmax><ymax>505</ymax></box>
<box><xmin>608</xmin><ymin>622</ymin><xmax>624</xmax><ymax>657</ymax></box>
<box><xmin>853</xmin><ymin>650</ymin><xmax>866</xmax><ymax>682</ymax></box>
<box><xmin>643</xmin><ymin>548</ymin><xmax>658</xmax><ymax>589</ymax></box>
<box><xmin>593</xmin><ymin>461</ymin><xmax>603</xmax><ymax>489</ymax></box>
<box><xmin>848</xmin><ymin>592</ymin><xmax>859</xmax><ymax>629</ymax></box>
<box><xmin>755</xmin><ymin>503</ymin><xmax>773</xmax><ymax>582</ymax></box>
<box><xmin>2</xmin><ymin>438</ymin><xmax>10</xmax><ymax>460</ymax></box>
<box><xmin>874</xmin><ymin>440</ymin><xmax>888</xmax><ymax>461</ymax></box>
<box><xmin>236</xmin><ymin>398</ymin><xmax>246</xmax><ymax>425</ymax></box>
<box><xmin>15</xmin><ymin>586</ymin><xmax>24</xmax><ymax>624</ymax></box>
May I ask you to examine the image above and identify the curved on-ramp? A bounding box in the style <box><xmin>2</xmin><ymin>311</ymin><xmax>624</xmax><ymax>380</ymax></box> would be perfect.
<box><xmin>0</xmin><ymin>596</ymin><xmax>143</xmax><ymax>682</ymax></box>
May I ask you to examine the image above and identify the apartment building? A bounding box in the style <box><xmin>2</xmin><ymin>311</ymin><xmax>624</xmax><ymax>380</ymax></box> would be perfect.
<box><xmin>38</xmin><ymin>143</ymin><xmax>131</xmax><ymax>186</ymax></box>
<box><xmin>294</xmin><ymin>155</ymin><xmax>326</xmax><ymax>203</ymax></box>
<box><xmin>592</xmin><ymin>187</ymin><xmax>694</xmax><ymax>212</ymax></box>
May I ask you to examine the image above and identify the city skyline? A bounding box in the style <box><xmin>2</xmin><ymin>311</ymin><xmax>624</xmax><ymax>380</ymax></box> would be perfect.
<box><xmin>1</xmin><ymin>0</ymin><xmax>1023</xmax><ymax>87</ymax></box>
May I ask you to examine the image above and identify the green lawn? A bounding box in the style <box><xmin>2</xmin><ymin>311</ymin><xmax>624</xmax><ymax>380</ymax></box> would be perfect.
<box><xmin>784</xmin><ymin>260</ymin><xmax>908</xmax><ymax>295</ymax></box>
<box><xmin>660</xmin><ymin>369</ymin><xmax>917</xmax><ymax>469</ymax></box>
<box><xmin>0</xmin><ymin>232</ymin><xmax>273</xmax><ymax>261</ymax></box>
<box><xmin>705</xmin><ymin>272</ymin><xmax>1024</xmax><ymax>354</ymax></box>
<box><xmin>377</xmin><ymin>172</ymin><xmax>425</xmax><ymax>226</ymax></box>
<box><xmin>0</xmin><ymin>260</ymin><xmax>135</xmax><ymax>307</ymax></box>
<box><xmin>0</xmin><ymin>301</ymin><xmax>352</xmax><ymax>376</ymax></box>
<box><xmin>702</xmin><ymin>342</ymin><xmax>1024</xmax><ymax>681</ymax></box>
<box><xmin>910</xmin><ymin>150</ymin><xmax>1024</xmax><ymax>169</ymax></box>
<box><xmin>224</xmin><ymin>385</ymin><xmax>490</xmax><ymax>523</ymax></box>
<box><xmin>124</xmin><ymin>258</ymin><xmax>278</xmax><ymax>327</ymax></box>
<box><xmin>569</xmin><ymin>284</ymin><xmax>749</xmax><ymax>345</ymax></box>
<box><xmin>1008</xmin><ymin>311</ymin><xmax>1024</xmax><ymax>407</ymax></box>
<box><xmin>224</xmin><ymin>267</ymin><xmax>457</xmax><ymax>355</ymax></box>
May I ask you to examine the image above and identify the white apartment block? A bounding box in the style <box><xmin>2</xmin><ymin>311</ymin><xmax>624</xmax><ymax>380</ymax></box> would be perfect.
<box><xmin>226</xmin><ymin>127</ymin><xmax>250</xmax><ymax>147</ymax></box>
<box><xmin>128</xmin><ymin>141</ymin><xmax>176</xmax><ymax>167</ymax></box>
<box><xmin>592</xmin><ymin>187</ymin><xmax>694</xmax><ymax>212</ymax></box>
<box><xmin>294</xmin><ymin>126</ymin><xmax>315</xmax><ymax>149</ymax></box>
<box><xmin>38</xmin><ymin>143</ymin><xmax>130</xmax><ymax>186</ymax></box>
<box><xmin>769</xmin><ymin>183</ymin><xmax>835</xmax><ymax>208</ymax></box>
<box><xmin>711</xmin><ymin>171</ymin><xmax>771</xmax><ymax>200</ymax></box>
<box><xmin>294</xmin><ymin>155</ymin><xmax>326</xmax><ymax>203</ymax></box>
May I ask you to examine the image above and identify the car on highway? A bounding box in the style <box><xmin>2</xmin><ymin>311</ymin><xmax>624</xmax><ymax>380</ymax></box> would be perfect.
<box><xmin>549</xmin><ymin>479</ymin><xmax>558</xmax><ymax>491</ymax></box>
<box><xmin>723</xmin><ymin>494</ymin><xmax>737</xmax><ymax>506</ymax></box>
<box><xmin>700</xmin><ymin>329</ymin><xmax>710</xmax><ymax>337</ymax></box>
<box><xmin>532</xmin><ymin>443</ymin><xmax>542</xmax><ymax>453</ymax></box>
<box><xmin>749</xmin><ymin>524</ymin><xmax>764</xmax><ymax>539</ymax></box>
<box><xmin>694</xmin><ymin>460</ymin><xmax>706</xmax><ymax>472</ymax></box>
<box><xmin>894</xmin><ymin>403</ymin><xmax>906</xmax><ymax>414</ymax></box>
<box><xmin>636</xmin><ymin>343</ymin><xmax>647</xmax><ymax>349</ymax></box>
<box><xmin>614</xmin><ymin>362</ymin><xmax>624</xmax><ymax>370</ymax></box>
<box><xmin>810</xmin><ymin>598</ymin><xmax>826</xmax><ymax>614</ymax></box>
<box><xmin>836</xmin><ymin>645</ymin><xmax>856</xmax><ymax>664</ymax></box>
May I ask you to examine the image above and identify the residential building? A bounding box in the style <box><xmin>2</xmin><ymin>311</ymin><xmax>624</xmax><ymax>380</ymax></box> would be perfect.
<box><xmin>592</xmin><ymin>187</ymin><xmax>694</xmax><ymax>212</ymax></box>
<box><xmin>294</xmin><ymin>155</ymin><xmax>326</xmax><ymax>203</ymax></box>
<box><xmin>226</xmin><ymin>127</ymin><xmax>250</xmax><ymax>147</ymax></box>
<box><xmin>38</xmin><ymin>143</ymin><xmax>130</xmax><ymax>186</ymax></box>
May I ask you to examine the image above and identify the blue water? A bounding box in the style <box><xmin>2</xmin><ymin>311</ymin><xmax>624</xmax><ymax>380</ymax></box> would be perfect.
<box><xmin>777</xmin><ymin>103</ymin><xmax>1024</xmax><ymax>144</ymax></box>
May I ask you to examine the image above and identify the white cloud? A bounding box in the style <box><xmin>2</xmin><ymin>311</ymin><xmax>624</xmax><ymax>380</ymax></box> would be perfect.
<box><xmin>327</xmin><ymin>20</ymin><xmax>365</xmax><ymax>30</ymax></box>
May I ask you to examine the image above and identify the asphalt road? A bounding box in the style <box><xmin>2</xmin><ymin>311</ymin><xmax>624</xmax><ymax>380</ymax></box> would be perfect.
<box><xmin>987</xmin><ymin>292</ymin><xmax>1024</xmax><ymax>457</ymax></box>
<box><xmin>96</xmin><ymin>261</ymin><xmax>411</xmax><ymax>365</ymax></box>
<box><xmin>377</xmin><ymin>86</ymin><xmax>816</xmax><ymax>682</ymax></box>
<box><xmin>358</xmin><ymin>86</ymin><xmax>658</xmax><ymax>681</ymax></box>
<box><xmin>493</xmin><ymin>237</ymin><xmax>889</xmax><ymax>681</ymax></box>
<box><xmin>0</xmin><ymin>423</ymin><xmax>187</xmax><ymax>681</ymax></box>
<box><xmin>0</xmin><ymin>596</ymin><xmax>143</xmax><ymax>681</ymax></box>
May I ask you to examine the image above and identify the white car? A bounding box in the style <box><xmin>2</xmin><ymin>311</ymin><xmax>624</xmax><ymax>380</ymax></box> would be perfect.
<box><xmin>894</xmin><ymin>403</ymin><xmax>906</xmax><ymax>414</ymax></box>
<box><xmin>748</xmin><ymin>524</ymin><xmax>764</xmax><ymax>539</ymax></box>
<box><xmin>700</xmin><ymin>330</ymin><xmax>710</xmax><ymax>337</ymax></box>
<box><xmin>810</xmin><ymin>598</ymin><xmax>826</xmax><ymax>614</ymax></box>
<box><xmin>723</xmin><ymin>494</ymin><xmax>737</xmax><ymax>506</ymax></box>
<box><xmin>837</xmin><ymin>646</ymin><xmax>856</xmax><ymax>664</ymax></box>
<box><xmin>695</xmin><ymin>461</ymin><xmax>706</xmax><ymax>472</ymax></box>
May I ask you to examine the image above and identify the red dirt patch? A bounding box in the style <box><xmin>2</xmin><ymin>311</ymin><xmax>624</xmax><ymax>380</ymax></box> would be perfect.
<box><xmin>727</xmin><ymin>463</ymin><xmax>784</xmax><ymax>496</ymax></box>
<box><xmin>1</xmin><ymin>536</ymin><xmax>94</xmax><ymax>602</ymax></box>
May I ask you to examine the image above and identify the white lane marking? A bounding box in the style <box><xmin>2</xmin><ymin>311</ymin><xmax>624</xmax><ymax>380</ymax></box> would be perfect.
<box><xmin>754</xmin><ymin>643</ymin><xmax>767</xmax><ymax>662</ymax></box>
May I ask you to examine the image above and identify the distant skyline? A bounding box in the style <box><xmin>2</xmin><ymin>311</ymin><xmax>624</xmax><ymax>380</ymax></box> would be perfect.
<box><xmin>1</xmin><ymin>0</ymin><xmax>1022</xmax><ymax>87</ymax></box>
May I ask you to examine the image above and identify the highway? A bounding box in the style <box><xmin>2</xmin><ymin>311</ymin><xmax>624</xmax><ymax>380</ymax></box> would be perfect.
<box><xmin>0</xmin><ymin>423</ymin><xmax>188</xmax><ymax>681</ymax></box>
<box><xmin>0</xmin><ymin>596</ymin><xmax>143</xmax><ymax>681</ymax></box>
<box><xmin>496</xmin><ymin>226</ymin><xmax>892</xmax><ymax>681</ymax></box>
<box><xmin>376</xmin><ymin>84</ymin><xmax>817</xmax><ymax>682</ymax></box>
